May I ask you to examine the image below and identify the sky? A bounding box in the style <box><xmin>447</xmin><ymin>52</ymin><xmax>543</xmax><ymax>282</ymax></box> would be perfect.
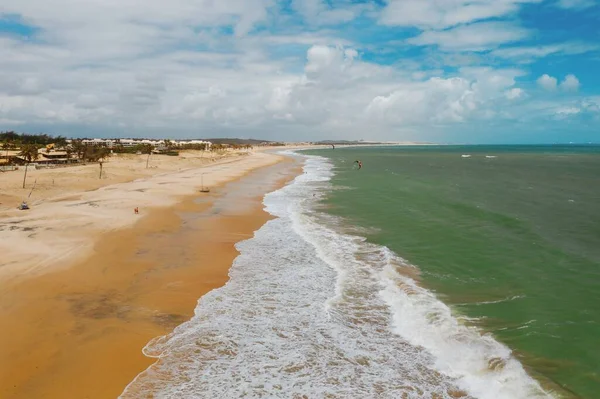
<box><xmin>0</xmin><ymin>0</ymin><xmax>599</xmax><ymax>143</ymax></box>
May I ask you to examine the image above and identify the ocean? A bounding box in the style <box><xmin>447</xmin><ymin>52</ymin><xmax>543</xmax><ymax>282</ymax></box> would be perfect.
<box><xmin>121</xmin><ymin>145</ymin><xmax>600</xmax><ymax>399</ymax></box>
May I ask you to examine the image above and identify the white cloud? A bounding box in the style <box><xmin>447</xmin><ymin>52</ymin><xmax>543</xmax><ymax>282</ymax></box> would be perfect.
<box><xmin>0</xmin><ymin>0</ymin><xmax>597</xmax><ymax>141</ymax></box>
<box><xmin>407</xmin><ymin>22</ymin><xmax>530</xmax><ymax>51</ymax></box>
<box><xmin>2</xmin><ymin>0</ymin><xmax>274</xmax><ymax>38</ymax></box>
<box><xmin>554</xmin><ymin>106</ymin><xmax>581</xmax><ymax>119</ymax></box>
<box><xmin>380</xmin><ymin>0</ymin><xmax>541</xmax><ymax>29</ymax></box>
<box><xmin>491</xmin><ymin>42</ymin><xmax>599</xmax><ymax>63</ymax></box>
<box><xmin>362</xmin><ymin>65</ymin><xmax>523</xmax><ymax>125</ymax></box>
<box><xmin>536</xmin><ymin>74</ymin><xmax>580</xmax><ymax>92</ymax></box>
<box><xmin>505</xmin><ymin>88</ymin><xmax>525</xmax><ymax>99</ymax></box>
<box><xmin>537</xmin><ymin>74</ymin><xmax>558</xmax><ymax>91</ymax></box>
<box><xmin>0</xmin><ymin>34</ymin><xmax>531</xmax><ymax>139</ymax></box>
<box><xmin>291</xmin><ymin>0</ymin><xmax>369</xmax><ymax>25</ymax></box>
<box><xmin>365</xmin><ymin>77</ymin><xmax>477</xmax><ymax>124</ymax></box>
<box><xmin>550</xmin><ymin>103</ymin><xmax>595</xmax><ymax>121</ymax></box>
<box><xmin>581</xmin><ymin>97</ymin><xmax>600</xmax><ymax>113</ymax></box>
<box><xmin>555</xmin><ymin>0</ymin><xmax>596</xmax><ymax>9</ymax></box>
<box><xmin>555</xmin><ymin>107</ymin><xmax>581</xmax><ymax>115</ymax></box>
<box><xmin>560</xmin><ymin>74</ymin><xmax>581</xmax><ymax>92</ymax></box>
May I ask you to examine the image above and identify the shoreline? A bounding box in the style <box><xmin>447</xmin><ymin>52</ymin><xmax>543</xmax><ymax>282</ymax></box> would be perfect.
<box><xmin>0</xmin><ymin>152</ymin><xmax>301</xmax><ymax>398</ymax></box>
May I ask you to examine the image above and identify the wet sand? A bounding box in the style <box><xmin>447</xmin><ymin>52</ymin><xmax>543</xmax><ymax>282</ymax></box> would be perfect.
<box><xmin>0</xmin><ymin>157</ymin><xmax>301</xmax><ymax>399</ymax></box>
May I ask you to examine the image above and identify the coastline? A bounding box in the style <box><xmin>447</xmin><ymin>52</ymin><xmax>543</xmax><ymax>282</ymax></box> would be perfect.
<box><xmin>0</xmin><ymin>151</ymin><xmax>301</xmax><ymax>398</ymax></box>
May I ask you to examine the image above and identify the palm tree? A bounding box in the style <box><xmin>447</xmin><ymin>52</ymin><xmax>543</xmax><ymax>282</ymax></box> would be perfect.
<box><xmin>96</xmin><ymin>147</ymin><xmax>111</xmax><ymax>179</ymax></box>
<box><xmin>140</xmin><ymin>144</ymin><xmax>153</xmax><ymax>168</ymax></box>
<box><xmin>19</xmin><ymin>144</ymin><xmax>39</xmax><ymax>188</ymax></box>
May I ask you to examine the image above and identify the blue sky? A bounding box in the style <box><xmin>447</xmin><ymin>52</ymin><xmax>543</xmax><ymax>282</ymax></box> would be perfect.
<box><xmin>0</xmin><ymin>0</ymin><xmax>599</xmax><ymax>143</ymax></box>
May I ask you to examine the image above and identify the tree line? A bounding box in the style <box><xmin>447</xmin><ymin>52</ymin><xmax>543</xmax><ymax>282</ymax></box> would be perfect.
<box><xmin>1</xmin><ymin>131</ymin><xmax>68</xmax><ymax>146</ymax></box>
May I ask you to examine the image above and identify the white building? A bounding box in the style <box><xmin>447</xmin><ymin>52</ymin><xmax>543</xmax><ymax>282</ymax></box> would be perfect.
<box><xmin>71</xmin><ymin>138</ymin><xmax>212</xmax><ymax>149</ymax></box>
<box><xmin>172</xmin><ymin>140</ymin><xmax>212</xmax><ymax>148</ymax></box>
<box><xmin>82</xmin><ymin>138</ymin><xmax>115</xmax><ymax>147</ymax></box>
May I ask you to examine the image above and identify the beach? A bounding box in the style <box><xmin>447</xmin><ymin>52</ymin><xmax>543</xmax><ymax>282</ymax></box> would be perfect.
<box><xmin>0</xmin><ymin>150</ymin><xmax>299</xmax><ymax>398</ymax></box>
<box><xmin>119</xmin><ymin>147</ymin><xmax>574</xmax><ymax>399</ymax></box>
<box><xmin>4</xmin><ymin>144</ymin><xmax>594</xmax><ymax>399</ymax></box>
<box><xmin>0</xmin><ymin>150</ymin><xmax>273</xmax><ymax>282</ymax></box>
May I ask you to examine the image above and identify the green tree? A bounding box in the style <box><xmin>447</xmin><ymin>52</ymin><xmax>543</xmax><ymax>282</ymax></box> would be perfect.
<box><xmin>18</xmin><ymin>144</ymin><xmax>40</xmax><ymax>188</ymax></box>
<box><xmin>2</xmin><ymin>141</ymin><xmax>14</xmax><ymax>162</ymax></box>
<box><xmin>70</xmin><ymin>140</ymin><xmax>87</xmax><ymax>160</ymax></box>
<box><xmin>97</xmin><ymin>146</ymin><xmax>111</xmax><ymax>161</ymax></box>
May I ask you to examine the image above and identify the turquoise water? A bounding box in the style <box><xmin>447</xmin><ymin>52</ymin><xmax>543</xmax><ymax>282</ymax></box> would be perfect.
<box><xmin>305</xmin><ymin>145</ymin><xmax>600</xmax><ymax>398</ymax></box>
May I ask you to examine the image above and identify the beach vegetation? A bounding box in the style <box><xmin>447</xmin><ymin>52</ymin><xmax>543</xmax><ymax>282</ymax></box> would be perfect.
<box><xmin>70</xmin><ymin>139</ymin><xmax>88</xmax><ymax>160</ymax></box>
<box><xmin>68</xmin><ymin>140</ymin><xmax>112</xmax><ymax>163</ymax></box>
<box><xmin>177</xmin><ymin>142</ymin><xmax>210</xmax><ymax>151</ymax></box>
<box><xmin>1</xmin><ymin>131</ymin><xmax>67</xmax><ymax>147</ymax></box>
<box><xmin>2</xmin><ymin>141</ymin><xmax>15</xmax><ymax>164</ymax></box>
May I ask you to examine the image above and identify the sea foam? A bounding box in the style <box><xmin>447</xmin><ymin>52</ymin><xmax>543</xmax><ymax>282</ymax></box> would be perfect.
<box><xmin>120</xmin><ymin>154</ymin><xmax>553</xmax><ymax>399</ymax></box>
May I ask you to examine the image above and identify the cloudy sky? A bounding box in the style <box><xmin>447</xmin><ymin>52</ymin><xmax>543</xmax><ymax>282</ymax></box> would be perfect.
<box><xmin>1</xmin><ymin>0</ymin><xmax>599</xmax><ymax>143</ymax></box>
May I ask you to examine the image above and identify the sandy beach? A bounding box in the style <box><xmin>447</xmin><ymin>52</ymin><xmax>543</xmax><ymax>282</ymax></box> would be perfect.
<box><xmin>0</xmin><ymin>150</ymin><xmax>277</xmax><ymax>283</ymax></box>
<box><xmin>0</xmin><ymin>150</ymin><xmax>300</xmax><ymax>398</ymax></box>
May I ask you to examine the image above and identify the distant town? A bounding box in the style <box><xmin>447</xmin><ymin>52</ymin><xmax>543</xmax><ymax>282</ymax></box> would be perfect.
<box><xmin>77</xmin><ymin>138</ymin><xmax>214</xmax><ymax>149</ymax></box>
<box><xmin>0</xmin><ymin>132</ymin><xmax>281</xmax><ymax>171</ymax></box>
<box><xmin>0</xmin><ymin>130</ymin><xmax>408</xmax><ymax>171</ymax></box>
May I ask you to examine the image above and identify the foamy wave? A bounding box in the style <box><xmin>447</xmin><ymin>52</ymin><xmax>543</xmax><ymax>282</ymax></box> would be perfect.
<box><xmin>120</xmin><ymin>154</ymin><xmax>553</xmax><ymax>399</ymax></box>
<box><xmin>476</xmin><ymin>295</ymin><xmax>526</xmax><ymax>305</ymax></box>
<box><xmin>286</xmin><ymin>162</ymin><xmax>551</xmax><ymax>399</ymax></box>
<box><xmin>454</xmin><ymin>295</ymin><xmax>527</xmax><ymax>307</ymax></box>
<box><xmin>379</xmin><ymin>269</ymin><xmax>549</xmax><ymax>399</ymax></box>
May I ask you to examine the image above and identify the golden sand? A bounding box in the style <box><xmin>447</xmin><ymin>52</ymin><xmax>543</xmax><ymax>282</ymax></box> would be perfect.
<box><xmin>0</xmin><ymin>150</ymin><xmax>239</xmax><ymax>212</ymax></box>
<box><xmin>0</xmin><ymin>155</ymin><xmax>299</xmax><ymax>398</ymax></box>
<box><xmin>0</xmin><ymin>151</ymin><xmax>282</xmax><ymax>283</ymax></box>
